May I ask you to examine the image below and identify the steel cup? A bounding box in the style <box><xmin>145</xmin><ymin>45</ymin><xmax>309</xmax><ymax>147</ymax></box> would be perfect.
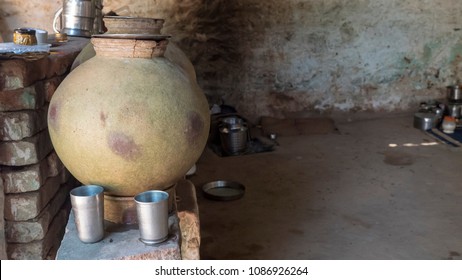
<box><xmin>134</xmin><ymin>190</ymin><xmax>169</xmax><ymax>245</ymax></box>
<box><xmin>70</xmin><ymin>185</ymin><xmax>104</xmax><ymax>243</ymax></box>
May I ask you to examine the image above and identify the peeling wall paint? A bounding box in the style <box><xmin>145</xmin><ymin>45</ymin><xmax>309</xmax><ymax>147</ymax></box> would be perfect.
<box><xmin>2</xmin><ymin>0</ymin><xmax>462</xmax><ymax>119</ymax></box>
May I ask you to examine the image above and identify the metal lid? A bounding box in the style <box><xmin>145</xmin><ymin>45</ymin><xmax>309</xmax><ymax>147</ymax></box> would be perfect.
<box><xmin>91</xmin><ymin>33</ymin><xmax>171</xmax><ymax>40</ymax></box>
<box><xmin>202</xmin><ymin>180</ymin><xmax>245</xmax><ymax>201</ymax></box>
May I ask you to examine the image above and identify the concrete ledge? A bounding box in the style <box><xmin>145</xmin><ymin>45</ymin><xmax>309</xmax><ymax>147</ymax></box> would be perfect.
<box><xmin>56</xmin><ymin>211</ymin><xmax>181</xmax><ymax>260</ymax></box>
<box><xmin>56</xmin><ymin>179</ymin><xmax>201</xmax><ymax>260</ymax></box>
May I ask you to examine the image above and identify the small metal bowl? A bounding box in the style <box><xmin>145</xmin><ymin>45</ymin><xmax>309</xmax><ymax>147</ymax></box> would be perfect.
<box><xmin>202</xmin><ymin>180</ymin><xmax>245</xmax><ymax>201</ymax></box>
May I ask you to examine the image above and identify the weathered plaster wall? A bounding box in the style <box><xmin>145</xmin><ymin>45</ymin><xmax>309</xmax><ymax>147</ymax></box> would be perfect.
<box><xmin>2</xmin><ymin>0</ymin><xmax>462</xmax><ymax>119</ymax></box>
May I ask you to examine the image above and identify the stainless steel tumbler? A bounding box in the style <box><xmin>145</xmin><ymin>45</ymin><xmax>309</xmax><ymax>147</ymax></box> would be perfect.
<box><xmin>70</xmin><ymin>185</ymin><xmax>104</xmax><ymax>243</ymax></box>
<box><xmin>134</xmin><ymin>190</ymin><xmax>169</xmax><ymax>245</ymax></box>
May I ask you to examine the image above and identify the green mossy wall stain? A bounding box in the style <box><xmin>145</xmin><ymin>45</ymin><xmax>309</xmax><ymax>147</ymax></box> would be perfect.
<box><xmin>448</xmin><ymin>43</ymin><xmax>462</xmax><ymax>64</ymax></box>
<box><xmin>5</xmin><ymin>0</ymin><xmax>462</xmax><ymax>116</ymax></box>
<box><xmin>21</xmin><ymin>88</ymin><xmax>36</xmax><ymax>109</ymax></box>
<box><xmin>422</xmin><ymin>41</ymin><xmax>442</xmax><ymax>65</ymax></box>
<box><xmin>446</xmin><ymin>42</ymin><xmax>462</xmax><ymax>82</ymax></box>
<box><xmin>391</xmin><ymin>40</ymin><xmax>449</xmax><ymax>90</ymax></box>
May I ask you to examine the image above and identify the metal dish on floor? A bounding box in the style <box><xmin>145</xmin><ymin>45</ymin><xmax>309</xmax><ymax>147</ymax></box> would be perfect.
<box><xmin>202</xmin><ymin>180</ymin><xmax>245</xmax><ymax>201</ymax></box>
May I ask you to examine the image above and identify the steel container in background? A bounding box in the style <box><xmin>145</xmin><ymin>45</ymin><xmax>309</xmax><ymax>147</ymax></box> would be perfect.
<box><xmin>53</xmin><ymin>0</ymin><xmax>97</xmax><ymax>37</ymax></box>
<box><xmin>219</xmin><ymin>123</ymin><xmax>248</xmax><ymax>155</ymax></box>
<box><xmin>447</xmin><ymin>103</ymin><xmax>462</xmax><ymax>119</ymax></box>
<box><xmin>447</xmin><ymin>85</ymin><xmax>462</xmax><ymax>102</ymax></box>
<box><xmin>413</xmin><ymin>112</ymin><xmax>438</xmax><ymax>131</ymax></box>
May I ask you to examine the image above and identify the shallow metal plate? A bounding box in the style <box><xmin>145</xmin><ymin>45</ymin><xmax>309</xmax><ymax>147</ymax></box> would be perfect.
<box><xmin>202</xmin><ymin>180</ymin><xmax>245</xmax><ymax>201</ymax></box>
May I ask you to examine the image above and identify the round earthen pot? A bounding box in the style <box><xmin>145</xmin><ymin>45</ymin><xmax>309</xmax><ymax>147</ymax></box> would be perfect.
<box><xmin>48</xmin><ymin>36</ymin><xmax>210</xmax><ymax>196</ymax></box>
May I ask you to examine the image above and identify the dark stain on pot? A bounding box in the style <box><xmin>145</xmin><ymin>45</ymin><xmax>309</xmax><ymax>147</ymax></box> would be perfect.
<box><xmin>107</xmin><ymin>131</ymin><xmax>141</xmax><ymax>160</ymax></box>
<box><xmin>100</xmin><ymin>111</ymin><xmax>107</xmax><ymax>127</ymax></box>
<box><xmin>383</xmin><ymin>150</ymin><xmax>414</xmax><ymax>166</ymax></box>
<box><xmin>185</xmin><ymin>111</ymin><xmax>204</xmax><ymax>145</ymax></box>
<box><xmin>48</xmin><ymin>103</ymin><xmax>60</xmax><ymax>130</ymax></box>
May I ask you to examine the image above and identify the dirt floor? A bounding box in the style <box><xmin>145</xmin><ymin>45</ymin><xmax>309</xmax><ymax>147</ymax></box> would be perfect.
<box><xmin>189</xmin><ymin>111</ymin><xmax>462</xmax><ymax>260</ymax></box>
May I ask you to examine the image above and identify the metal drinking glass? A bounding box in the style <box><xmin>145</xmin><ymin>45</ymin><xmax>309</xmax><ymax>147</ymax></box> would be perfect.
<box><xmin>134</xmin><ymin>190</ymin><xmax>169</xmax><ymax>245</ymax></box>
<box><xmin>70</xmin><ymin>185</ymin><xmax>105</xmax><ymax>243</ymax></box>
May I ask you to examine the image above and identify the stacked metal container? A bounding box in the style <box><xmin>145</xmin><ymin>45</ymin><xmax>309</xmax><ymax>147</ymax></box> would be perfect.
<box><xmin>446</xmin><ymin>85</ymin><xmax>462</xmax><ymax>119</ymax></box>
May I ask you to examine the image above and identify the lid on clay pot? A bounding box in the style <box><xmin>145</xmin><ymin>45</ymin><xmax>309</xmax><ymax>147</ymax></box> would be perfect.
<box><xmin>103</xmin><ymin>16</ymin><xmax>165</xmax><ymax>35</ymax></box>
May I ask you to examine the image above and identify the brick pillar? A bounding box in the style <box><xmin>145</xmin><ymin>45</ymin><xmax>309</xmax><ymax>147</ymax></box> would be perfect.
<box><xmin>0</xmin><ymin>38</ymin><xmax>89</xmax><ymax>259</ymax></box>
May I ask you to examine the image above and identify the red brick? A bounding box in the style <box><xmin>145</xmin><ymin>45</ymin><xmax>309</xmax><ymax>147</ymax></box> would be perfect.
<box><xmin>44</xmin><ymin>76</ymin><xmax>65</xmax><ymax>102</ymax></box>
<box><xmin>1</xmin><ymin>151</ymin><xmax>64</xmax><ymax>194</ymax></box>
<box><xmin>7</xmin><ymin>207</ymin><xmax>70</xmax><ymax>260</ymax></box>
<box><xmin>46</xmin><ymin>52</ymin><xmax>78</xmax><ymax>78</ymax></box>
<box><xmin>6</xmin><ymin>179</ymin><xmax>74</xmax><ymax>243</ymax></box>
<box><xmin>44</xmin><ymin>37</ymin><xmax>90</xmax><ymax>79</ymax></box>
<box><xmin>0</xmin><ymin>175</ymin><xmax>7</xmax><ymax>259</ymax></box>
<box><xmin>0</xmin><ymin>57</ymin><xmax>48</xmax><ymax>91</ymax></box>
<box><xmin>0</xmin><ymin>82</ymin><xmax>46</xmax><ymax>112</ymax></box>
<box><xmin>0</xmin><ymin>105</ymin><xmax>48</xmax><ymax>141</ymax></box>
<box><xmin>0</xmin><ymin>38</ymin><xmax>89</xmax><ymax>92</ymax></box>
<box><xmin>4</xmin><ymin>169</ymin><xmax>70</xmax><ymax>221</ymax></box>
<box><xmin>0</xmin><ymin>129</ymin><xmax>53</xmax><ymax>166</ymax></box>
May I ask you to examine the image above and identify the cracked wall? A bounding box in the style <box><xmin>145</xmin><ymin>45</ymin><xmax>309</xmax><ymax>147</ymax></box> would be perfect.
<box><xmin>2</xmin><ymin>0</ymin><xmax>462</xmax><ymax>119</ymax></box>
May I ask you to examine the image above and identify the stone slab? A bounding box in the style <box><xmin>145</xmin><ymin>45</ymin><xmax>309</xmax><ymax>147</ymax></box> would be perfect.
<box><xmin>56</xmin><ymin>211</ymin><xmax>182</xmax><ymax>260</ymax></box>
<box><xmin>1</xmin><ymin>151</ymin><xmax>64</xmax><ymax>194</ymax></box>
<box><xmin>5</xmin><ymin>179</ymin><xmax>75</xmax><ymax>243</ymax></box>
<box><xmin>176</xmin><ymin>179</ymin><xmax>201</xmax><ymax>260</ymax></box>
<box><xmin>0</xmin><ymin>129</ymin><xmax>53</xmax><ymax>166</ymax></box>
<box><xmin>0</xmin><ymin>105</ymin><xmax>48</xmax><ymax>141</ymax></box>
<box><xmin>4</xmin><ymin>168</ymin><xmax>70</xmax><ymax>221</ymax></box>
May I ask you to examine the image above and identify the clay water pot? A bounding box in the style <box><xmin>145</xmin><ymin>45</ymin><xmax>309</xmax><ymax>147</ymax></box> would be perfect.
<box><xmin>48</xmin><ymin>35</ymin><xmax>210</xmax><ymax>196</ymax></box>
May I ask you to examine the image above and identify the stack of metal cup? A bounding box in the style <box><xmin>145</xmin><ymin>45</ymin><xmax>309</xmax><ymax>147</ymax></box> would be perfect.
<box><xmin>446</xmin><ymin>85</ymin><xmax>462</xmax><ymax>120</ymax></box>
